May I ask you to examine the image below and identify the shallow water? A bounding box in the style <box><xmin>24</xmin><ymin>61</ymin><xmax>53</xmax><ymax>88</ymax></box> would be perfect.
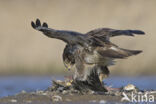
<box><xmin>0</xmin><ymin>76</ymin><xmax>155</xmax><ymax>97</ymax></box>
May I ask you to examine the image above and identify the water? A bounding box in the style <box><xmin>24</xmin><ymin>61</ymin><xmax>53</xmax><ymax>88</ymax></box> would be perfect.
<box><xmin>0</xmin><ymin>76</ymin><xmax>155</xmax><ymax>98</ymax></box>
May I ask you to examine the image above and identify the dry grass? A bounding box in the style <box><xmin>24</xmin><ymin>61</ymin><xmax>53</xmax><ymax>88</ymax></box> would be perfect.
<box><xmin>0</xmin><ymin>0</ymin><xmax>156</xmax><ymax>76</ymax></box>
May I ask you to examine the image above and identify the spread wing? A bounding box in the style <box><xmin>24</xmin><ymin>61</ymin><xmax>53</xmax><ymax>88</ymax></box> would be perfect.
<box><xmin>85</xmin><ymin>28</ymin><xmax>144</xmax><ymax>59</ymax></box>
<box><xmin>31</xmin><ymin>19</ymin><xmax>87</xmax><ymax>45</ymax></box>
<box><xmin>31</xmin><ymin>19</ymin><xmax>81</xmax><ymax>38</ymax></box>
<box><xmin>86</xmin><ymin>28</ymin><xmax>145</xmax><ymax>42</ymax></box>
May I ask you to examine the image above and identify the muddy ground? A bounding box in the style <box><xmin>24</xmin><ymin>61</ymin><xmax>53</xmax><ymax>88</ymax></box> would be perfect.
<box><xmin>0</xmin><ymin>92</ymin><xmax>124</xmax><ymax>104</ymax></box>
<box><xmin>0</xmin><ymin>80</ymin><xmax>156</xmax><ymax>104</ymax></box>
<box><xmin>0</xmin><ymin>91</ymin><xmax>156</xmax><ymax>104</ymax></box>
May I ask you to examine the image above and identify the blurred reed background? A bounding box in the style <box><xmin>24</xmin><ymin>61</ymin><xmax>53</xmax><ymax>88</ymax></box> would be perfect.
<box><xmin>0</xmin><ymin>0</ymin><xmax>155</xmax><ymax>76</ymax></box>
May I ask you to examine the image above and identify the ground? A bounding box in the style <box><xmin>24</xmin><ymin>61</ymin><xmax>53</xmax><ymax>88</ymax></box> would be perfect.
<box><xmin>0</xmin><ymin>80</ymin><xmax>156</xmax><ymax>104</ymax></box>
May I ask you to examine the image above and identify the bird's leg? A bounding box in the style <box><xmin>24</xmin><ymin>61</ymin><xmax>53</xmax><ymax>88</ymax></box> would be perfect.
<box><xmin>97</xmin><ymin>66</ymin><xmax>110</xmax><ymax>84</ymax></box>
<box><xmin>99</xmin><ymin>73</ymin><xmax>109</xmax><ymax>84</ymax></box>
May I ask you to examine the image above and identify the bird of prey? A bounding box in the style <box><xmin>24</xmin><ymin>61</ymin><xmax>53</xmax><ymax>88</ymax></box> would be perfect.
<box><xmin>31</xmin><ymin>19</ymin><xmax>144</xmax><ymax>83</ymax></box>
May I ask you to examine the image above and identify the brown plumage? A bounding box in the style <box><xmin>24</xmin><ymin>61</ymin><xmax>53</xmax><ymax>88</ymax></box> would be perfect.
<box><xmin>31</xmin><ymin>19</ymin><xmax>145</xmax><ymax>82</ymax></box>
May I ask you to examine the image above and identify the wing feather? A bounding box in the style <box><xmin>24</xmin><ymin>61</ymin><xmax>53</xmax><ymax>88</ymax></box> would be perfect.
<box><xmin>97</xmin><ymin>46</ymin><xmax>142</xmax><ymax>59</ymax></box>
<box><xmin>86</xmin><ymin>28</ymin><xmax>145</xmax><ymax>42</ymax></box>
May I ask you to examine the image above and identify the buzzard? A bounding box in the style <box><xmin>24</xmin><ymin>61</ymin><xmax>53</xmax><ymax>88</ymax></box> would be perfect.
<box><xmin>31</xmin><ymin>19</ymin><xmax>144</xmax><ymax>83</ymax></box>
